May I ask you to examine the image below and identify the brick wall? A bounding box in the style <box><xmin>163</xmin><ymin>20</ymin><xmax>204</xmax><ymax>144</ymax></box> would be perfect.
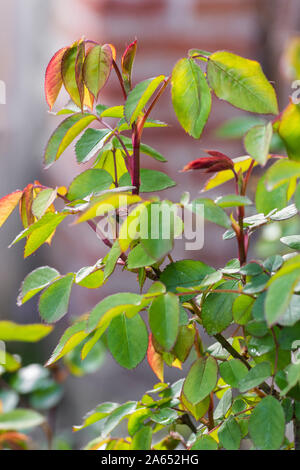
<box><xmin>50</xmin><ymin>0</ymin><xmax>298</xmax><ymax>268</ymax></box>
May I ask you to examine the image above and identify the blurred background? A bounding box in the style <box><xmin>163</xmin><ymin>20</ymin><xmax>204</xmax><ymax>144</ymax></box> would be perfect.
<box><xmin>1</xmin><ymin>0</ymin><xmax>300</xmax><ymax>449</ymax></box>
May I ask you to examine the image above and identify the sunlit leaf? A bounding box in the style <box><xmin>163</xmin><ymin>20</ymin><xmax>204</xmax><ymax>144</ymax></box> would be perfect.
<box><xmin>124</xmin><ymin>75</ymin><xmax>165</xmax><ymax>124</ymax></box>
<box><xmin>0</xmin><ymin>321</ymin><xmax>53</xmax><ymax>342</ymax></box>
<box><xmin>0</xmin><ymin>190</ymin><xmax>23</xmax><ymax>228</ymax></box>
<box><xmin>45</xmin><ymin>47</ymin><xmax>68</xmax><ymax>110</ymax></box>
<box><xmin>207</xmin><ymin>51</ymin><xmax>278</xmax><ymax>114</ymax></box>
<box><xmin>44</xmin><ymin>113</ymin><xmax>96</xmax><ymax>168</ymax></box>
<box><xmin>172</xmin><ymin>58</ymin><xmax>211</xmax><ymax>138</ymax></box>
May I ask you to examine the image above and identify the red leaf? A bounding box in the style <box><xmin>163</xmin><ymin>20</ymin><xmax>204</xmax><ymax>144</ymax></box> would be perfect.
<box><xmin>147</xmin><ymin>333</ymin><xmax>164</xmax><ymax>382</ymax></box>
<box><xmin>121</xmin><ymin>40</ymin><xmax>137</xmax><ymax>79</ymax></box>
<box><xmin>45</xmin><ymin>47</ymin><xmax>68</xmax><ymax>110</ymax></box>
<box><xmin>0</xmin><ymin>190</ymin><xmax>23</xmax><ymax>228</ymax></box>
<box><xmin>181</xmin><ymin>150</ymin><xmax>233</xmax><ymax>173</ymax></box>
<box><xmin>19</xmin><ymin>184</ymin><xmax>34</xmax><ymax>228</ymax></box>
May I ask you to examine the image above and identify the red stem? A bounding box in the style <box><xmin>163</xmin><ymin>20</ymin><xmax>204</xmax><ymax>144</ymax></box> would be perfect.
<box><xmin>112</xmin><ymin>59</ymin><xmax>127</xmax><ymax>100</ymax></box>
<box><xmin>132</xmin><ymin>124</ymin><xmax>141</xmax><ymax>195</ymax></box>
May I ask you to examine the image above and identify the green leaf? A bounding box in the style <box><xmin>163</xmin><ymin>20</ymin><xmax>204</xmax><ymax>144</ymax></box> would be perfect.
<box><xmin>127</xmin><ymin>408</ymin><xmax>152</xmax><ymax>436</ymax></box>
<box><xmin>219</xmin><ymin>359</ymin><xmax>248</xmax><ymax>388</ymax></box>
<box><xmin>1</xmin><ymin>353</ymin><xmax>21</xmax><ymax>373</ymax></box>
<box><xmin>151</xmin><ymin>408</ymin><xmax>178</xmax><ymax>426</ymax></box>
<box><xmin>238</xmin><ymin>362</ymin><xmax>272</xmax><ymax>392</ymax></box>
<box><xmin>215</xmin><ymin>194</ymin><xmax>252</xmax><ymax>208</ymax></box>
<box><xmin>101</xmin><ymin>401</ymin><xmax>137</xmax><ymax>437</ymax></box>
<box><xmin>232</xmin><ymin>295</ymin><xmax>255</xmax><ymax>325</ymax></box>
<box><xmin>266</xmin><ymin>159</ymin><xmax>300</xmax><ymax>190</ymax></box>
<box><xmin>255</xmin><ymin>173</ymin><xmax>288</xmax><ymax>214</ymax></box>
<box><xmin>124</xmin><ymin>75</ymin><xmax>165</xmax><ymax>124</ymax></box>
<box><xmin>112</xmin><ymin>135</ymin><xmax>168</xmax><ymax>163</ymax></box>
<box><xmin>44</xmin><ymin>113</ymin><xmax>96</xmax><ymax>168</ymax></box>
<box><xmin>131</xmin><ymin>426</ymin><xmax>152</xmax><ymax>450</ymax></box>
<box><xmin>38</xmin><ymin>273</ymin><xmax>74</xmax><ymax>323</ymax></box>
<box><xmin>183</xmin><ymin>356</ymin><xmax>218</xmax><ymax>405</ymax></box>
<box><xmin>172</xmin><ymin>325</ymin><xmax>195</xmax><ymax>362</ymax></box>
<box><xmin>73</xmin><ymin>402</ymin><xmax>118</xmax><ymax>431</ymax></box>
<box><xmin>11</xmin><ymin>213</ymin><xmax>67</xmax><ymax>258</ymax></box>
<box><xmin>215</xmin><ymin>116</ymin><xmax>264</xmax><ymax>139</ymax></box>
<box><xmin>103</xmin><ymin>240</ymin><xmax>122</xmax><ymax>280</ymax></box>
<box><xmin>218</xmin><ymin>416</ymin><xmax>241</xmax><ymax>450</ymax></box>
<box><xmin>265</xmin><ymin>270</ymin><xmax>300</xmax><ymax>325</ymax></box>
<box><xmin>99</xmin><ymin>105</ymin><xmax>124</xmax><ymax>118</ymax></box>
<box><xmin>278</xmin><ymin>102</ymin><xmax>300</xmax><ymax>161</ymax></box>
<box><xmin>139</xmin><ymin>201</ymin><xmax>178</xmax><ymax>260</ymax></box>
<box><xmin>248</xmin><ymin>396</ymin><xmax>285</xmax><ymax>449</ymax></box>
<box><xmin>127</xmin><ymin>243</ymin><xmax>156</xmax><ymax>269</ymax></box>
<box><xmin>75</xmin><ymin>265</ymin><xmax>104</xmax><ymax>289</ymax></box>
<box><xmin>0</xmin><ymin>321</ymin><xmax>53</xmax><ymax>342</ymax></box>
<box><xmin>87</xmin><ymin>292</ymin><xmax>144</xmax><ymax>333</ymax></box>
<box><xmin>214</xmin><ymin>389</ymin><xmax>232</xmax><ymax>420</ymax></box>
<box><xmin>181</xmin><ymin>395</ymin><xmax>210</xmax><ymax>421</ymax></box>
<box><xmin>76</xmin><ymin>193</ymin><xmax>141</xmax><ymax>224</ymax></box>
<box><xmin>118</xmin><ymin>118</ymin><xmax>168</xmax><ymax>133</ymax></box>
<box><xmin>119</xmin><ymin>169</ymin><xmax>176</xmax><ymax>193</ymax></box>
<box><xmin>295</xmin><ymin>182</ymin><xmax>300</xmax><ymax>212</ymax></box>
<box><xmin>160</xmin><ymin>260</ymin><xmax>215</xmax><ymax>302</ymax></box>
<box><xmin>0</xmin><ymin>409</ymin><xmax>45</xmax><ymax>431</ymax></box>
<box><xmin>191</xmin><ymin>198</ymin><xmax>231</xmax><ymax>228</ymax></box>
<box><xmin>83</xmin><ymin>44</ymin><xmax>112</xmax><ymax>100</ymax></box>
<box><xmin>202</xmin><ymin>281</ymin><xmax>238</xmax><ymax>335</ymax></box>
<box><xmin>278</xmin><ymin>295</ymin><xmax>300</xmax><ymax>326</ymax></box>
<box><xmin>280</xmin><ymin>235</ymin><xmax>300</xmax><ymax>250</ymax></box>
<box><xmin>244</xmin><ymin>122</ymin><xmax>273</xmax><ymax>166</ymax></box>
<box><xmin>32</xmin><ymin>188</ymin><xmax>57</xmax><ymax>219</ymax></box>
<box><xmin>107</xmin><ymin>313</ymin><xmax>148</xmax><ymax>369</ymax></box>
<box><xmin>45</xmin><ymin>320</ymin><xmax>88</xmax><ymax>366</ymax></box>
<box><xmin>171</xmin><ymin>58</ymin><xmax>211</xmax><ymax>138</ymax></box>
<box><xmin>75</xmin><ymin>128</ymin><xmax>112</xmax><ymax>163</ymax></box>
<box><xmin>17</xmin><ymin>266</ymin><xmax>60</xmax><ymax>305</ymax></box>
<box><xmin>67</xmin><ymin>169</ymin><xmax>113</xmax><ymax>201</ymax></box>
<box><xmin>270</xmin><ymin>204</ymin><xmax>297</xmax><ymax>221</ymax></box>
<box><xmin>207</xmin><ymin>51</ymin><xmax>278</xmax><ymax>114</ymax></box>
<box><xmin>149</xmin><ymin>293</ymin><xmax>179</xmax><ymax>351</ymax></box>
<box><xmin>191</xmin><ymin>435</ymin><xmax>218</xmax><ymax>451</ymax></box>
